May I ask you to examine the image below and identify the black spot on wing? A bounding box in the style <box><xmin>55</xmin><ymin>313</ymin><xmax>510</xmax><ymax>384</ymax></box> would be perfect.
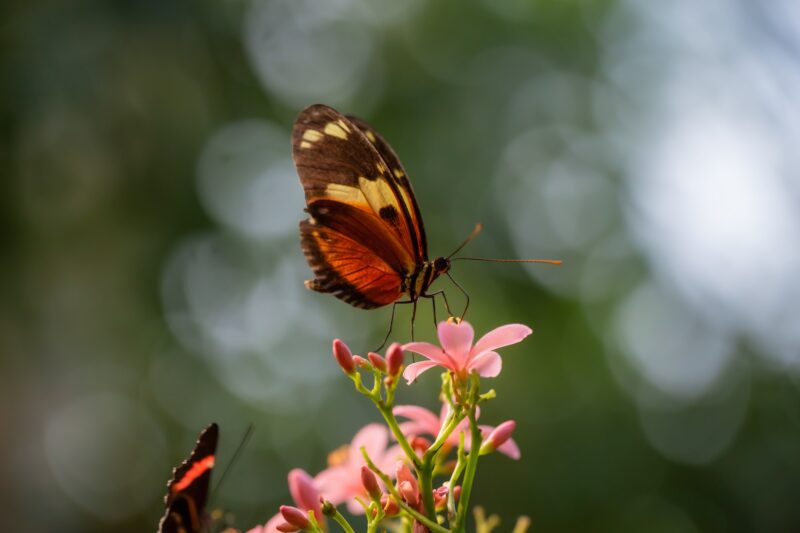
<box><xmin>379</xmin><ymin>205</ymin><xmax>399</xmax><ymax>225</ymax></box>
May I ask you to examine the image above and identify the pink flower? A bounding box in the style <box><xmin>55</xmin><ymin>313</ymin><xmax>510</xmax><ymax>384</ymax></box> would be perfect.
<box><xmin>248</xmin><ymin>469</ymin><xmax>320</xmax><ymax>533</ymax></box>
<box><xmin>315</xmin><ymin>423</ymin><xmax>404</xmax><ymax>514</ymax></box>
<box><xmin>402</xmin><ymin>320</ymin><xmax>532</xmax><ymax>383</ymax></box>
<box><xmin>393</xmin><ymin>403</ymin><xmax>521</xmax><ymax>460</ymax></box>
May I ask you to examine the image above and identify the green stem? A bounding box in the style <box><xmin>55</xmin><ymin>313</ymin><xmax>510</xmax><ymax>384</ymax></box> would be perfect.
<box><xmin>417</xmin><ymin>404</ymin><xmax>464</xmax><ymax>518</ymax></box>
<box><xmin>452</xmin><ymin>409</ymin><xmax>481</xmax><ymax>532</ymax></box>
<box><xmin>418</xmin><ymin>457</ymin><xmax>436</xmax><ymax>519</ymax></box>
<box><xmin>329</xmin><ymin>508</ymin><xmax>356</xmax><ymax>533</ymax></box>
<box><xmin>446</xmin><ymin>433</ymin><xmax>467</xmax><ymax>519</ymax></box>
<box><xmin>423</xmin><ymin>409</ymin><xmax>461</xmax><ymax>462</ymax></box>
<box><xmin>366</xmin><ymin>503</ymin><xmax>384</xmax><ymax>533</ymax></box>
<box><xmin>376</xmin><ymin>402</ymin><xmax>421</xmax><ymax>469</ymax></box>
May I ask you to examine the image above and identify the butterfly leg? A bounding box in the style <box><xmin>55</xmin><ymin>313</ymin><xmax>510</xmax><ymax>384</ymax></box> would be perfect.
<box><xmin>376</xmin><ymin>299</ymin><xmax>413</xmax><ymax>351</ymax></box>
<box><xmin>446</xmin><ymin>272</ymin><xmax>470</xmax><ymax>320</ymax></box>
<box><xmin>410</xmin><ymin>300</ymin><xmax>418</xmax><ymax>341</ymax></box>
<box><xmin>422</xmin><ymin>290</ymin><xmax>453</xmax><ymax>332</ymax></box>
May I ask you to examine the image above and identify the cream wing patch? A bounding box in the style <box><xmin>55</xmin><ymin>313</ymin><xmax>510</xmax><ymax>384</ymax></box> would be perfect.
<box><xmin>324</xmin><ymin>122</ymin><xmax>348</xmax><ymax>139</ymax></box>
<box><xmin>358</xmin><ymin>175</ymin><xmax>398</xmax><ymax>215</ymax></box>
<box><xmin>324</xmin><ymin>183</ymin><xmax>367</xmax><ymax>204</ymax></box>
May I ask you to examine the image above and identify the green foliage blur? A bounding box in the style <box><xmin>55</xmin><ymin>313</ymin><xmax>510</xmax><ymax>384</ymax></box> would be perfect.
<box><xmin>3</xmin><ymin>1</ymin><xmax>800</xmax><ymax>532</ymax></box>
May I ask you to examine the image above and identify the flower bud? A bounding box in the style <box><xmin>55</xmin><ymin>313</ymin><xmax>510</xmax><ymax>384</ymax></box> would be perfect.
<box><xmin>410</xmin><ymin>436</ymin><xmax>431</xmax><ymax>453</ymax></box>
<box><xmin>386</xmin><ymin>343</ymin><xmax>404</xmax><ymax>376</ymax></box>
<box><xmin>353</xmin><ymin>355</ymin><xmax>369</xmax><ymax>368</ymax></box>
<box><xmin>433</xmin><ymin>485</ymin><xmax>448</xmax><ymax>509</ymax></box>
<box><xmin>381</xmin><ymin>495</ymin><xmax>399</xmax><ymax>516</ymax></box>
<box><xmin>396</xmin><ymin>462</ymin><xmax>420</xmax><ymax>507</ymax></box>
<box><xmin>280</xmin><ymin>505</ymin><xmax>309</xmax><ymax>529</ymax></box>
<box><xmin>480</xmin><ymin>420</ymin><xmax>516</xmax><ymax>456</ymax></box>
<box><xmin>320</xmin><ymin>498</ymin><xmax>336</xmax><ymax>517</ymax></box>
<box><xmin>332</xmin><ymin>339</ymin><xmax>355</xmax><ymax>375</ymax></box>
<box><xmin>276</xmin><ymin>523</ymin><xmax>300</xmax><ymax>533</ymax></box>
<box><xmin>368</xmin><ymin>352</ymin><xmax>387</xmax><ymax>372</ymax></box>
<box><xmin>361</xmin><ymin>466</ymin><xmax>382</xmax><ymax>501</ymax></box>
<box><xmin>399</xmin><ymin>481</ymin><xmax>420</xmax><ymax>507</ymax></box>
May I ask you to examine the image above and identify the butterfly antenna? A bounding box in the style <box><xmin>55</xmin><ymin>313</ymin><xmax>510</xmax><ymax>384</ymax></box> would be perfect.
<box><xmin>209</xmin><ymin>424</ymin><xmax>254</xmax><ymax>507</ymax></box>
<box><xmin>452</xmin><ymin>257</ymin><xmax>562</xmax><ymax>265</ymax></box>
<box><xmin>447</xmin><ymin>223</ymin><xmax>484</xmax><ymax>259</ymax></box>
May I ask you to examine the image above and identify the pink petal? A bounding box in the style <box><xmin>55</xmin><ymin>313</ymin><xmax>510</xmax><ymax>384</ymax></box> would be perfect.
<box><xmin>288</xmin><ymin>469</ymin><xmax>319</xmax><ymax>514</ymax></box>
<box><xmin>498</xmin><ymin>438</ymin><xmax>521</xmax><ymax>460</ymax></box>
<box><xmin>437</xmin><ymin>320</ymin><xmax>474</xmax><ymax>364</ymax></box>
<box><xmin>397</xmin><ymin>421</ymin><xmax>424</xmax><ymax>438</ymax></box>
<box><xmin>394</xmin><ymin>405</ymin><xmax>441</xmax><ymax>436</ymax></box>
<box><xmin>373</xmin><ymin>443</ymin><xmax>406</xmax><ymax>475</ymax></box>
<box><xmin>403</xmin><ymin>361</ymin><xmax>441</xmax><ymax>383</ymax></box>
<box><xmin>471</xmin><ymin>324</ymin><xmax>532</xmax><ymax>358</ymax></box>
<box><xmin>468</xmin><ymin>351</ymin><xmax>502</xmax><ymax>378</ymax></box>
<box><xmin>262</xmin><ymin>513</ymin><xmax>284</xmax><ymax>533</ymax></box>
<box><xmin>351</xmin><ymin>423</ymin><xmax>388</xmax><ymax>464</ymax></box>
<box><xmin>402</xmin><ymin>342</ymin><xmax>455</xmax><ymax>367</ymax></box>
<box><xmin>314</xmin><ymin>467</ymin><xmax>352</xmax><ymax>504</ymax></box>
<box><xmin>346</xmin><ymin>497</ymin><xmax>365</xmax><ymax>515</ymax></box>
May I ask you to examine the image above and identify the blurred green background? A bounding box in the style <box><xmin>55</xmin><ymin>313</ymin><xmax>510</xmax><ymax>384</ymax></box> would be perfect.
<box><xmin>4</xmin><ymin>0</ymin><xmax>800</xmax><ymax>531</ymax></box>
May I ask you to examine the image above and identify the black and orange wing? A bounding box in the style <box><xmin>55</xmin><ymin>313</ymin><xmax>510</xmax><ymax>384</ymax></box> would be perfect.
<box><xmin>158</xmin><ymin>424</ymin><xmax>218</xmax><ymax>533</ymax></box>
<box><xmin>293</xmin><ymin>104</ymin><xmax>426</xmax><ymax>308</ymax></box>
<box><xmin>345</xmin><ymin>114</ymin><xmax>428</xmax><ymax>262</ymax></box>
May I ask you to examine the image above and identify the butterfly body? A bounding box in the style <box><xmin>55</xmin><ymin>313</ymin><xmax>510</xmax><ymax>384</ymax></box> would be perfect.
<box><xmin>293</xmin><ymin>104</ymin><xmax>448</xmax><ymax>311</ymax></box>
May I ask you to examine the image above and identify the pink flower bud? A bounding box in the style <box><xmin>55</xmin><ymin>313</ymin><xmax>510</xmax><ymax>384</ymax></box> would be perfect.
<box><xmin>410</xmin><ymin>436</ymin><xmax>431</xmax><ymax>453</ymax></box>
<box><xmin>433</xmin><ymin>485</ymin><xmax>448</xmax><ymax>508</ymax></box>
<box><xmin>413</xmin><ymin>520</ymin><xmax>429</xmax><ymax>533</ymax></box>
<box><xmin>480</xmin><ymin>420</ymin><xmax>516</xmax><ymax>455</ymax></box>
<box><xmin>386</xmin><ymin>343</ymin><xmax>404</xmax><ymax>376</ymax></box>
<box><xmin>276</xmin><ymin>523</ymin><xmax>300</xmax><ymax>533</ymax></box>
<box><xmin>280</xmin><ymin>506</ymin><xmax>309</xmax><ymax>529</ymax></box>
<box><xmin>453</xmin><ymin>485</ymin><xmax>461</xmax><ymax>501</ymax></box>
<box><xmin>332</xmin><ymin>339</ymin><xmax>355</xmax><ymax>375</ymax></box>
<box><xmin>395</xmin><ymin>462</ymin><xmax>420</xmax><ymax>506</ymax></box>
<box><xmin>381</xmin><ymin>495</ymin><xmax>399</xmax><ymax>516</ymax></box>
<box><xmin>361</xmin><ymin>466</ymin><xmax>382</xmax><ymax>500</ymax></box>
<box><xmin>368</xmin><ymin>352</ymin><xmax>387</xmax><ymax>372</ymax></box>
<box><xmin>353</xmin><ymin>355</ymin><xmax>369</xmax><ymax>368</ymax></box>
<box><xmin>399</xmin><ymin>481</ymin><xmax>420</xmax><ymax>507</ymax></box>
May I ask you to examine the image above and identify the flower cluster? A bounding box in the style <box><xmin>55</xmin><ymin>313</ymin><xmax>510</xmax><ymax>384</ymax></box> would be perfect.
<box><xmin>247</xmin><ymin>319</ymin><xmax>532</xmax><ymax>533</ymax></box>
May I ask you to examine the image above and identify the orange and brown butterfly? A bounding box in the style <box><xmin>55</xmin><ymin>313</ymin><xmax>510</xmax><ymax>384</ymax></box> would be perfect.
<box><xmin>291</xmin><ymin>104</ymin><xmax>559</xmax><ymax>338</ymax></box>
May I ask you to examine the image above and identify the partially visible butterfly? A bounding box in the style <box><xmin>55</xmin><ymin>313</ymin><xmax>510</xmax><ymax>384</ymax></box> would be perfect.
<box><xmin>158</xmin><ymin>424</ymin><xmax>218</xmax><ymax>533</ymax></box>
<box><xmin>292</xmin><ymin>104</ymin><xmax>560</xmax><ymax>344</ymax></box>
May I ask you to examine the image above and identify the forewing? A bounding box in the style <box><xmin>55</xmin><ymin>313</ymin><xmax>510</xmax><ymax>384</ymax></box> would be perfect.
<box><xmin>293</xmin><ymin>104</ymin><xmax>422</xmax><ymax>266</ymax></box>
<box><xmin>346</xmin><ymin>114</ymin><xmax>428</xmax><ymax>261</ymax></box>
<box><xmin>158</xmin><ymin>424</ymin><xmax>218</xmax><ymax>533</ymax></box>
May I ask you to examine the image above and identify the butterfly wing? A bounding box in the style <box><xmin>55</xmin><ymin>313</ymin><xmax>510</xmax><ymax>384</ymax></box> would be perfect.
<box><xmin>345</xmin><ymin>114</ymin><xmax>428</xmax><ymax>262</ymax></box>
<box><xmin>158</xmin><ymin>424</ymin><xmax>218</xmax><ymax>533</ymax></box>
<box><xmin>301</xmin><ymin>217</ymin><xmax>403</xmax><ymax>309</ymax></box>
<box><xmin>293</xmin><ymin>104</ymin><xmax>425</xmax><ymax>308</ymax></box>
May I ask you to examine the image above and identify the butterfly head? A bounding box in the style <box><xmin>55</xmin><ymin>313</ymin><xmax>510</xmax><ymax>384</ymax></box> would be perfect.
<box><xmin>433</xmin><ymin>256</ymin><xmax>451</xmax><ymax>275</ymax></box>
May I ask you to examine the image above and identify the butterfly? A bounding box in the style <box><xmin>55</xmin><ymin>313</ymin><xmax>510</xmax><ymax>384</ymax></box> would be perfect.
<box><xmin>292</xmin><ymin>104</ymin><xmax>560</xmax><ymax>343</ymax></box>
<box><xmin>158</xmin><ymin>424</ymin><xmax>218</xmax><ymax>533</ymax></box>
